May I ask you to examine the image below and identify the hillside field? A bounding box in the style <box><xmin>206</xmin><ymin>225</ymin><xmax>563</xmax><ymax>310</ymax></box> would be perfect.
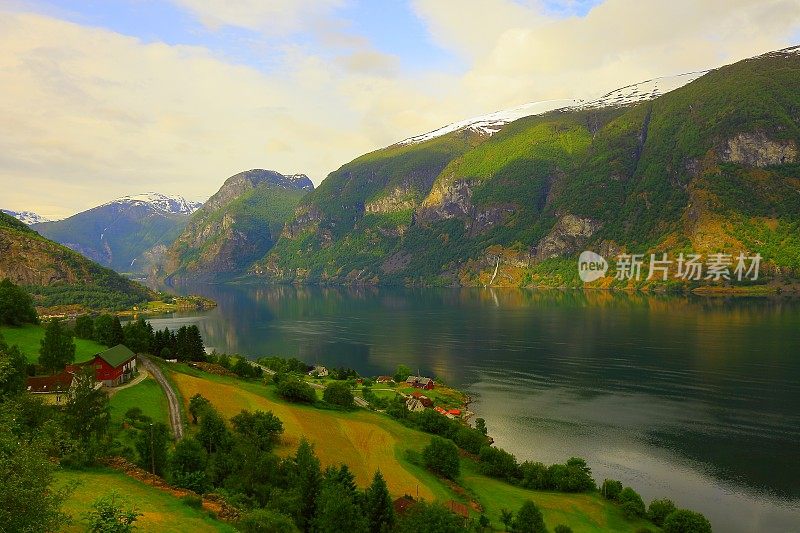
<box><xmin>0</xmin><ymin>324</ymin><xmax>106</xmax><ymax>364</ymax></box>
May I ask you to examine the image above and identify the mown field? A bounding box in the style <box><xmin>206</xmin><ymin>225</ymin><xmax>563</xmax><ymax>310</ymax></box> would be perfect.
<box><xmin>0</xmin><ymin>323</ymin><xmax>106</xmax><ymax>364</ymax></box>
<box><xmin>166</xmin><ymin>364</ymin><xmax>658</xmax><ymax>531</ymax></box>
<box><xmin>55</xmin><ymin>468</ymin><xmax>235</xmax><ymax>533</ymax></box>
<box><xmin>109</xmin><ymin>375</ymin><xmax>170</xmax><ymax>427</ymax></box>
<box><xmin>169</xmin><ymin>367</ymin><xmax>446</xmax><ymax>501</ymax></box>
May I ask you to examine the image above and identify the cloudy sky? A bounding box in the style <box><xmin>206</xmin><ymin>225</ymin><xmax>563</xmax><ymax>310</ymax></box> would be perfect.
<box><xmin>2</xmin><ymin>0</ymin><xmax>800</xmax><ymax>218</ymax></box>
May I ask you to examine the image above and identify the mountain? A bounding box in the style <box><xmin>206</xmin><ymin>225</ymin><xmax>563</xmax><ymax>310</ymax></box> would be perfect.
<box><xmin>0</xmin><ymin>211</ymin><xmax>154</xmax><ymax>311</ymax></box>
<box><xmin>1</xmin><ymin>209</ymin><xmax>51</xmax><ymax>225</ymax></box>
<box><xmin>253</xmin><ymin>46</ymin><xmax>800</xmax><ymax>289</ymax></box>
<box><xmin>33</xmin><ymin>193</ymin><xmax>202</xmax><ymax>276</ymax></box>
<box><xmin>163</xmin><ymin>170</ymin><xmax>313</xmax><ymax>283</ymax></box>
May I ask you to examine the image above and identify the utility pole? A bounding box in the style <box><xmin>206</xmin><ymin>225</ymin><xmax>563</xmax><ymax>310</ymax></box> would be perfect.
<box><xmin>150</xmin><ymin>423</ymin><xmax>155</xmax><ymax>475</ymax></box>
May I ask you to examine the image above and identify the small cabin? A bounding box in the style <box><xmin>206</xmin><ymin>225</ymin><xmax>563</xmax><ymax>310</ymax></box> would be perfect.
<box><xmin>376</xmin><ymin>376</ymin><xmax>394</xmax><ymax>384</ymax></box>
<box><xmin>26</xmin><ymin>371</ymin><xmax>76</xmax><ymax>404</ymax></box>
<box><xmin>308</xmin><ymin>365</ymin><xmax>329</xmax><ymax>377</ymax></box>
<box><xmin>405</xmin><ymin>375</ymin><xmax>435</xmax><ymax>390</ymax></box>
<box><xmin>91</xmin><ymin>345</ymin><xmax>137</xmax><ymax>387</ymax></box>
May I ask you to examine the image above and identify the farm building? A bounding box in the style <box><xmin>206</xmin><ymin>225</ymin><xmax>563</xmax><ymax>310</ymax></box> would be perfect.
<box><xmin>405</xmin><ymin>397</ymin><xmax>427</xmax><ymax>412</ymax></box>
<box><xmin>376</xmin><ymin>375</ymin><xmax>394</xmax><ymax>383</ymax></box>
<box><xmin>411</xmin><ymin>391</ymin><xmax>434</xmax><ymax>407</ymax></box>
<box><xmin>393</xmin><ymin>496</ymin><xmax>416</xmax><ymax>516</ymax></box>
<box><xmin>308</xmin><ymin>365</ymin><xmax>329</xmax><ymax>377</ymax></box>
<box><xmin>26</xmin><ymin>370</ymin><xmax>76</xmax><ymax>404</ymax></box>
<box><xmin>406</xmin><ymin>375</ymin><xmax>435</xmax><ymax>390</ymax></box>
<box><xmin>84</xmin><ymin>344</ymin><xmax>137</xmax><ymax>387</ymax></box>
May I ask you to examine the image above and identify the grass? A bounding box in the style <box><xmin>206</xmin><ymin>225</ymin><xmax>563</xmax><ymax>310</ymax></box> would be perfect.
<box><xmin>168</xmin><ymin>365</ymin><xmax>449</xmax><ymax>501</ymax></box>
<box><xmin>109</xmin><ymin>376</ymin><xmax>170</xmax><ymax>427</ymax></box>
<box><xmin>55</xmin><ymin>467</ymin><xmax>235</xmax><ymax>532</ymax></box>
<box><xmin>0</xmin><ymin>324</ymin><xmax>107</xmax><ymax>364</ymax></box>
<box><xmin>459</xmin><ymin>460</ymin><xmax>655</xmax><ymax>532</ymax></box>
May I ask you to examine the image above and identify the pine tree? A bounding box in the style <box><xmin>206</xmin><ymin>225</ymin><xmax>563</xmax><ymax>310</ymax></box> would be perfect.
<box><xmin>38</xmin><ymin>319</ymin><xmax>75</xmax><ymax>373</ymax></box>
<box><xmin>364</xmin><ymin>470</ymin><xmax>394</xmax><ymax>532</ymax></box>
<box><xmin>294</xmin><ymin>438</ymin><xmax>322</xmax><ymax>531</ymax></box>
<box><xmin>110</xmin><ymin>316</ymin><xmax>124</xmax><ymax>346</ymax></box>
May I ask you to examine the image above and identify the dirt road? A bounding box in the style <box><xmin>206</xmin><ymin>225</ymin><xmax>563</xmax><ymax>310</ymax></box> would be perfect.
<box><xmin>139</xmin><ymin>355</ymin><xmax>184</xmax><ymax>440</ymax></box>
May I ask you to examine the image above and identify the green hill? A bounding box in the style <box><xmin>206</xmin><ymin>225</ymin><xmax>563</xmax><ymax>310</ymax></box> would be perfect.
<box><xmin>255</xmin><ymin>46</ymin><xmax>800</xmax><ymax>290</ymax></box>
<box><xmin>0</xmin><ymin>211</ymin><xmax>155</xmax><ymax>311</ymax></box>
<box><xmin>164</xmin><ymin>170</ymin><xmax>313</xmax><ymax>283</ymax></box>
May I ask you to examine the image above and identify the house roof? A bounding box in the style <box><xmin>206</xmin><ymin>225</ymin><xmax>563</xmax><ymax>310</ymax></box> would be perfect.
<box><xmin>393</xmin><ymin>496</ymin><xmax>416</xmax><ymax>515</ymax></box>
<box><xmin>376</xmin><ymin>375</ymin><xmax>394</xmax><ymax>381</ymax></box>
<box><xmin>406</xmin><ymin>376</ymin><xmax>433</xmax><ymax>385</ymax></box>
<box><xmin>26</xmin><ymin>371</ymin><xmax>74</xmax><ymax>393</ymax></box>
<box><xmin>96</xmin><ymin>344</ymin><xmax>136</xmax><ymax>368</ymax></box>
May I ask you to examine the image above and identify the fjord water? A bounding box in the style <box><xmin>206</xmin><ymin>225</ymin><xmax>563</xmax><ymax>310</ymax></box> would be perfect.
<box><xmin>151</xmin><ymin>285</ymin><xmax>800</xmax><ymax>532</ymax></box>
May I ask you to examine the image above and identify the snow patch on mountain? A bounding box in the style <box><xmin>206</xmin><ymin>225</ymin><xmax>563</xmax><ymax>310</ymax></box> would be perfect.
<box><xmin>1</xmin><ymin>209</ymin><xmax>52</xmax><ymax>225</ymax></box>
<box><xmin>397</xmin><ymin>99</ymin><xmax>579</xmax><ymax>145</ymax></box>
<box><xmin>285</xmin><ymin>174</ymin><xmax>315</xmax><ymax>190</ymax></box>
<box><xmin>101</xmin><ymin>193</ymin><xmax>202</xmax><ymax>215</ymax></box>
<box><xmin>397</xmin><ymin>71</ymin><xmax>708</xmax><ymax>146</ymax></box>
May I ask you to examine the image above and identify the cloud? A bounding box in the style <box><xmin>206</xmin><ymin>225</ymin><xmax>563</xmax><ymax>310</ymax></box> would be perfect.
<box><xmin>2</xmin><ymin>1</ymin><xmax>800</xmax><ymax>217</ymax></box>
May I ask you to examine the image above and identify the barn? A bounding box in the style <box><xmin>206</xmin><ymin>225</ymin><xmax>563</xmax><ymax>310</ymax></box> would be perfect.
<box><xmin>91</xmin><ymin>344</ymin><xmax>137</xmax><ymax>386</ymax></box>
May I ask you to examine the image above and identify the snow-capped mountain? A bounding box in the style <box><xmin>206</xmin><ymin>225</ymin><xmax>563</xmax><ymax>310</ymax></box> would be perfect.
<box><xmin>397</xmin><ymin>71</ymin><xmax>709</xmax><ymax>145</ymax></box>
<box><xmin>1</xmin><ymin>209</ymin><xmax>52</xmax><ymax>225</ymax></box>
<box><xmin>100</xmin><ymin>193</ymin><xmax>202</xmax><ymax>215</ymax></box>
<box><xmin>285</xmin><ymin>174</ymin><xmax>315</xmax><ymax>190</ymax></box>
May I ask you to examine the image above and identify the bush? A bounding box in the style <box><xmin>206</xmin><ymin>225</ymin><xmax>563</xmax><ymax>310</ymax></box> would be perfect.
<box><xmin>478</xmin><ymin>445</ymin><xmax>519</xmax><ymax>481</ymax></box>
<box><xmin>617</xmin><ymin>487</ymin><xmax>646</xmax><ymax>519</ymax></box>
<box><xmin>512</xmin><ymin>500</ymin><xmax>546</xmax><ymax>533</ymax></box>
<box><xmin>422</xmin><ymin>436</ymin><xmax>460</xmax><ymax>479</ymax></box>
<box><xmin>322</xmin><ymin>381</ymin><xmax>355</xmax><ymax>408</ymax></box>
<box><xmin>181</xmin><ymin>495</ymin><xmax>203</xmax><ymax>509</ymax></box>
<box><xmin>239</xmin><ymin>508</ymin><xmax>299</xmax><ymax>533</ymax></box>
<box><xmin>554</xmin><ymin>525</ymin><xmax>573</xmax><ymax>533</ymax></box>
<box><xmin>662</xmin><ymin>509</ymin><xmax>712</xmax><ymax>533</ymax></box>
<box><xmin>550</xmin><ymin>457</ymin><xmax>594</xmax><ymax>492</ymax></box>
<box><xmin>647</xmin><ymin>498</ymin><xmax>677</xmax><ymax>526</ymax></box>
<box><xmin>600</xmin><ymin>479</ymin><xmax>623</xmax><ymax>500</ymax></box>
<box><xmin>276</xmin><ymin>379</ymin><xmax>316</xmax><ymax>403</ymax></box>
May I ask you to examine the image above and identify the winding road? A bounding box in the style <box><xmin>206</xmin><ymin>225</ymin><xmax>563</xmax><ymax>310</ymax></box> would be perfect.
<box><xmin>139</xmin><ymin>355</ymin><xmax>185</xmax><ymax>440</ymax></box>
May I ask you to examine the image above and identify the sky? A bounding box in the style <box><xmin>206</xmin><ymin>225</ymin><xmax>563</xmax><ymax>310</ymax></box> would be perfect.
<box><xmin>2</xmin><ymin>0</ymin><xmax>800</xmax><ymax>218</ymax></box>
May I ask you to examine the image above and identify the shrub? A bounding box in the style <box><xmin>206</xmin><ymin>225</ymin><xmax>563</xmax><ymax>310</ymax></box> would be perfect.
<box><xmin>276</xmin><ymin>379</ymin><xmax>316</xmax><ymax>403</ymax></box>
<box><xmin>478</xmin><ymin>445</ymin><xmax>520</xmax><ymax>481</ymax></box>
<box><xmin>512</xmin><ymin>500</ymin><xmax>546</xmax><ymax>533</ymax></box>
<box><xmin>181</xmin><ymin>495</ymin><xmax>203</xmax><ymax>509</ymax></box>
<box><xmin>647</xmin><ymin>498</ymin><xmax>677</xmax><ymax>526</ymax></box>
<box><xmin>322</xmin><ymin>381</ymin><xmax>355</xmax><ymax>408</ymax></box>
<box><xmin>618</xmin><ymin>487</ymin><xmax>646</xmax><ymax>519</ymax></box>
<box><xmin>600</xmin><ymin>479</ymin><xmax>623</xmax><ymax>500</ymax></box>
<box><xmin>662</xmin><ymin>509</ymin><xmax>712</xmax><ymax>533</ymax></box>
<box><xmin>554</xmin><ymin>526</ymin><xmax>573</xmax><ymax>533</ymax></box>
<box><xmin>422</xmin><ymin>436</ymin><xmax>460</xmax><ymax>479</ymax></box>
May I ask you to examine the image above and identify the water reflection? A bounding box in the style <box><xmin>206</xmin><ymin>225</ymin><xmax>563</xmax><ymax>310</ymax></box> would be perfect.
<box><xmin>146</xmin><ymin>285</ymin><xmax>800</xmax><ymax>532</ymax></box>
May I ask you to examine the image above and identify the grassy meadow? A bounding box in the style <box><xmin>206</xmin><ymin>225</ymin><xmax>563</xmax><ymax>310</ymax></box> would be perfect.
<box><xmin>109</xmin><ymin>375</ymin><xmax>170</xmax><ymax>427</ymax></box>
<box><xmin>0</xmin><ymin>323</ymin><xmax>106</xmax><ymax>364</ymax></box>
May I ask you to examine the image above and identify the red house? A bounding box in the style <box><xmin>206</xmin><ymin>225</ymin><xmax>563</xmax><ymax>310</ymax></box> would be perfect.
<box><xmin>88</xmin><ymin>344</ymin><xmax>137</xmax><ymax>386</ymax></box>
<box><xmin>405</xmin><ymin>375</ymin><xmax>435</xmax><ymax>390</ymax></box>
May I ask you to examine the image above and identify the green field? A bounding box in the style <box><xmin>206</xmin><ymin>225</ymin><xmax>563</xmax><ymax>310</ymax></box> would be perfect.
<box><xmin>0</xmin><ymin>324</ymin><xmax>107</xmax><ymax>364</ymax></box>
<box><xmin>55</xmin><ymin>467</ymin><xmax>235</xmax><ymax>532</ymax></box>
<box><xmin>460</xmin><ymin>460</ymin><xmax>655</xmax><ymax>532</ymax></box>
<box><xmin>109</xmin><ymin>376</ymin><xmax>170</xmax><ymax>427</ymax></box>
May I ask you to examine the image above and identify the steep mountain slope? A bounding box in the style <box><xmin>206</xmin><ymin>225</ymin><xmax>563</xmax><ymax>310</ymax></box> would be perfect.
<box><xmin>33</xmin><ymin>193</ymin><xmax>201</xmax><ymax>275</ymax></box>
<box><xmin>0</xmin><ymin>212</ymin><xmax>154</xmax><ymax>311</ymax></box>
<box><xmin>256</xmin><ymin>46</ymin><xmax>800</xmax><ymax>289</ymax></box>
<box><xmin>1</xmin><ymin>209</ymin><xmax>51</xmax><ymax>225</ymax></box>
<box><xmin>163</xmin><ymin>170</ymin><xmax>313</xmax><ymax>283</ymax></box>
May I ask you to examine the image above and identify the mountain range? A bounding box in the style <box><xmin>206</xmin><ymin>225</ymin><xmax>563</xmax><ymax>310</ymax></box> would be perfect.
<box><xmin>31</xmin><ymin>193</ymin><xmax>201</xmax><ymax>276</ymax></box>
<box><xmin>1</xmin><ymin>209</ymin><xmax>52</xmax><ymax>225</ymax></box>
<box><xmin>9</xmin><ymin>45</ymin><xmax>800</xmax><ymax>292</ymax></box>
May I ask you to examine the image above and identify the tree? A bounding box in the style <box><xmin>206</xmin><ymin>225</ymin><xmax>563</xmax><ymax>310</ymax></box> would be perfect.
<box><xmin>169</xmin><ymin>436</ymin><xmax>208</xmax><ymax>493</ymax></box>
<box><xmin>393</xmin><ymin>364</ymin><xmax>411</xmax><ymax>383</ymax></box>
<box><xmin>475</xmin><ymin>417</ymin><xmax>488</xmax><ymax>436</ymax></box>
<box><xmin>647</xmin><ymin>498</ymin><xmax>677</xmax><ymax>527</ymax></box>
<box><xmin>314</xmin><ymin>474</ymin><xmax>368</xmax><ymax>533</ymax></box>
<box><xmin>553</xmin><ymin>526</ymin><xmax>573</xmax><ymax>533</ymax></box>
<box><xmin>478</xmin><ymin>445</ymin><xmax>519</xmax><ymax>480</ymax></box>
<box><xmin>512</xmin><ymin>500</ymin><xmax>547</xmax><ymax>533</ymax></box>
<box><xmin>94</xmin><ymin>314</ymin><xmax>124</xmax><ymax>347</ymax></box>
<box><xmin>600</xmin><ymin>479</ymin><xmax>623</xmax><ymax>500</ymax></box>
<box><xmin>63</xmin><ymin>368</ymin><xmax>110</xmax><ymax>445</ymax></box>
<box><xmin>500</xmin><ymin>509</ymin><xmax>514</xmax><ymax>532</ymax></box>
<box><xmin>122</xmin><ymin>317</ymin><xmax>153</xmax><ymax>354</ymax></box>
<box><xmin>662</xmin><ymin>509</ymin><xmax>712</xmax><ymax>533</ymax></box>
<box><xmin>363</xmin><ymin>470</ymin><xmax>394</xmax><ymax>532</ymax></box>
<box><xmin>396</xmin><ymin>501</ymin><xmax>463</xmax><ymax>533</ymax></box>
<box><xmin>197</xmin><ymin>405</ymin><xmax>229</xmax><ymax>454</ymax></box>
<box><xmin>422</xmin><ymin>436</ymin><xmax>460</xmax><ymax>479</ymax></box>
<box><xmin>135</xmin><ymin>422</ymin><xmax>170</xmax><ymax>476</ymax></box>
<box><xmin>74</xmin><ymin>315</ymin><xmax>94</xmax><ymax>339</ymax></box>
<box><xmin>0</xmin><ymin>335</ymin><xmax>27</xmax><ymax>397</ymax></box>
<box><xmin>0</xmin><ymin>431</ymin><xmax>71</xmax><ymax>533</ymax></box>
<box><xmin>478</xmin><ymin>514</ymin><xmax>491</xmax><ymax>532</ymax></box>
<box><xmin>239</xmin><ymin>508</ymin><xmax>299</xmax><ymax>533</ymax></box>
<box><xmin>617</xmin><ymin>487</ymin><xmax>646</xmax><ymax>519</ymax></box>
<box><xmin>0</xmin><ymin>278</ymin><xmax>38</xmax><ymax>326</ymax></box>
<box><xmin>39</xmin><ymin>318</ymin><xmax>75</xmax><ymax>373</ymax></box>
<box><xmin>550</xmin><ymin>457</ymin><xmax>594</xmax><ymax>492</ymax></box>
<box><xmin>293</xmin><ymin>438</ymin><xmax>322</xmax><ymax>531</ymax></box>
<box><xmin>323</xmin><ymin>381</ymin><xmax>355</xmax><ymax>408</ymax></box>
<box><xmin>277</xmin><ymin>378</ymin><xmax>316</xmax><ymax>403</ymax></box>
<box><xmin>231</xmin><ymin>409</ymin><xmax>284</xmax><ymax>451</ymax></box>
<box><xmin>83</xmin><ymin>492</ymin><xmax>142</xmax><ymax>533</ymax></box>
<box><xmin>188</xmin><ymin>393</ymin><xmax>210</xmax><ymax>424</ymax></box>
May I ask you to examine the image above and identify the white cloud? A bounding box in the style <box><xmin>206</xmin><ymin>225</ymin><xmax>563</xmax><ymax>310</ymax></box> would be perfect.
<box><xmin>170</xmin><ymin>0</ymin><xmax>344</xmax><ymax>33</ymax></box>
<box><xmin>2</xmin><ymin>1</ymin><xmax>800</xmax><ymax>217</ymax></box>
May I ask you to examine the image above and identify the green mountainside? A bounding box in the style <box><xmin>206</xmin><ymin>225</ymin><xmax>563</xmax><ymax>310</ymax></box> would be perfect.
<box><xmin>254</xmin><ymin>46</ymin><xmax>800</xmax><ymax>290</ymax></box>
<box><xmin>33</xmin><ymin>193</ymin><xmax>199</xmax><ymax>276</ymax></box>
<box><xmin>0</xmin><ymin>211</ymin><xmax>154</xmax><ymax>311</ymax></box>
<box><xmin>164</xmin><ymin>170</ymin><xmax>313</xmax><ymax>283</ymax></box>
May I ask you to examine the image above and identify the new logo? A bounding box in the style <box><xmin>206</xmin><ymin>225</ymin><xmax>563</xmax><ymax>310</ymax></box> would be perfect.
<box><xmin>578</xmin><ymin>251</ymin><xmax>608</xmax><ymax>282</ymax></box>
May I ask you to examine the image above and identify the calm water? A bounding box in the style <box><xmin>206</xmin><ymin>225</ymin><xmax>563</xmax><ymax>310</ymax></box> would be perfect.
<box><xmin>149</xmin><ymin>285</ymin><xmax>800</xmax><ymax>532</ymax></box>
